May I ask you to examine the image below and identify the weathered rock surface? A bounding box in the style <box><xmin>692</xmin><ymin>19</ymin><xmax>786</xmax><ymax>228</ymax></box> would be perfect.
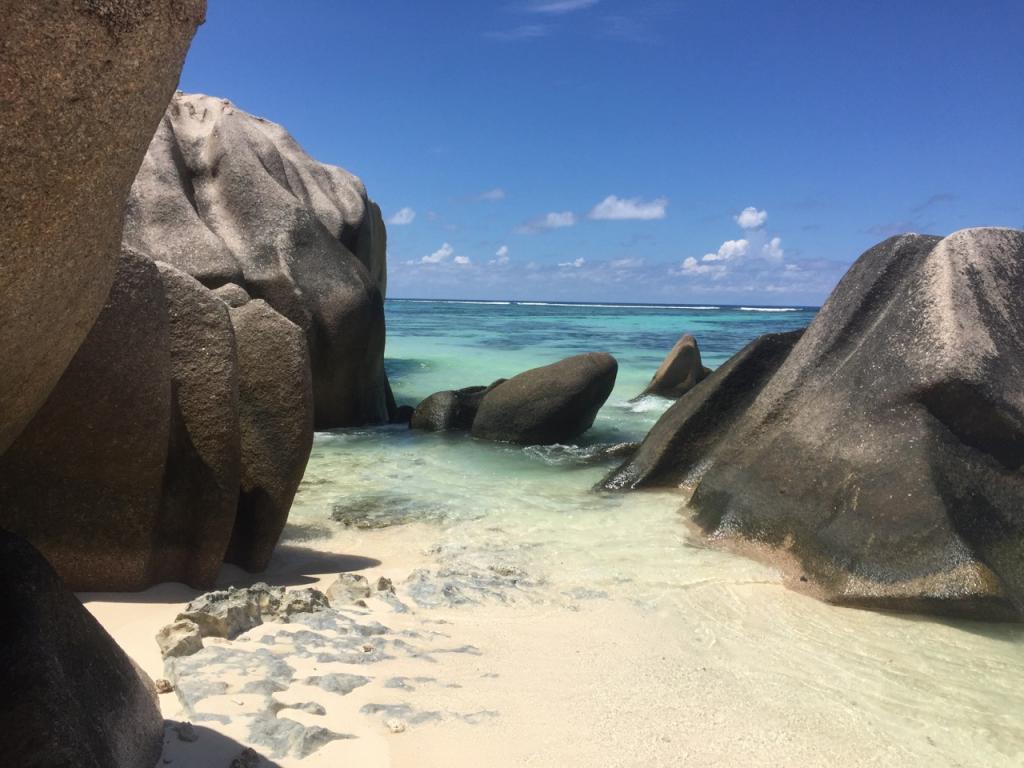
<box><xmin>326</xmin><ymin>574</ymin><xmax>373</xmax><ymax>607</ymax></box>
<box><xmin>0</xmin><ymin>0</ymin><xmax>205</xmax><ymax>454</ymax></box>
<box><xmin>604</xmin><ymin>329</ymin><xmax>804</xmax><ymax>490</ymax></box>
<box><xmin>124</xmin><ymin>91</ymin><xmax>390</xmax><ymax>428</ymax></box>
<box><xmin>0</xmin><ymin>250</ymin><xmax>173</xmax><ymax>590</ymax></box>
<box><xmin>157</xmin><ymin>619</ymin><xmax>205</xmax><ymax>659</ymax></box>
<box><xmin>621</xmin><ymin>229</ymin><xmax>1024</xmax><ymax>620</ymax></box>
<box><xmin>634</xmin><ymin>333</ymin><xmax>711</xmax><ymax>399</ymax></box>
<box><xmin>226</xmin><ymin>301</ymin><xmax>315</xmax><ymax>571</ymax></box>
<box><xmin>410</xmin><ymin>380</ymin><xmax>506</xmax><ymax>432</ymax></box>
<box><xmin>471</xmin><ymin>353</ymin><xmax>618</xmax><ymax>444</ymax></box>
<box><xmin>176</xmin><ymin>584</ymin><xmax>330</xmax><ymax>640</ymax></box>
<box><xmin>153</xmin><ymin>262</ymin><xmax>241</xmax><ymax>587</ymax></box>
<box><xmin>0</xmin><ymin>530</ymin><xmax>164</xmax><ymax>767</ymax></box>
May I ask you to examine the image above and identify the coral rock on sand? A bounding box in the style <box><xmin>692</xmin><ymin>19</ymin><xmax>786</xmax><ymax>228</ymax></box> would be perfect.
<box><xmin>471</xmin><ymin>353</ymin><xmax>618</xmax><ymax>445</ymax></box>
<box><xmin>176</xmin><ymin>584</ymin><xmax>330</xmax><ymax>640</ymax></box>
<box><xmin>634</xmin><ymin>333</ymin><xmax>712</xmax><ymax>399</ymax></box>
<box><xmin>0</xmin><ymin>531</ymin><xmax>164</xmax><ymax>767</ymax></box>
<box><xmin>615</xmin><ymin>228</ymin><xmax>1024</xmax><ymax>621</ymax></box>
<box><xmin>0</xmin><ymin>0</ymin><xmax>205</xmax><ymax>454</ymax></box>
<box><xmin>156</xmin><ymin>619</ymin><xmax>205</xmax><ymax>659</ymax></box>
<box><xmin>124</xmin><ymin>91</ymin><xmax>390</xmax><ymax>428</ymax></box>
<box><xmin>409</xmin><ymin>380</ymin><xmax>506</xmax><ymax>432</ymax></box>
<box><xmin>225</xmin><ymin>301</ymin><xmax>314</xmax><ymax>572</ymax></box>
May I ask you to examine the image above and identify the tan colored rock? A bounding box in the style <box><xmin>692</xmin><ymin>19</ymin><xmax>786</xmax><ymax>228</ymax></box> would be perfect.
<box><xmin>0</xmin><ymin>0</ymin><xmax>206</xmax><ymax>453</ymax></box>
<box><xmin>636</xmin><ymin>333</ymin><xmax>711</xmax><ymax>399</ymax></box>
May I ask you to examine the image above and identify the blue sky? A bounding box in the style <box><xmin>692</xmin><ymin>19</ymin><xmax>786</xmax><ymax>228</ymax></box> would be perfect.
<box><xmin>179</xmin><ymin>1</ymin><xmax>1023</xmax><ymax>305</ymax></box>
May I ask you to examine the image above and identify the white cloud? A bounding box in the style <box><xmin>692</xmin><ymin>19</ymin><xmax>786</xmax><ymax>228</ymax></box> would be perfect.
<box><xmin>421</xmin><ymin>242</ymin><xmax>454</xmax><ymax>264</ymax></box>
<box><xmin>702</xmin><ymin>238</ymin><xmax>749</xmax><ymax>262</ymax></box>
<box><xmin>519</xmin><ymin>211</ymin><xmax>577</xmax><ymax>233</ymax></box>
<box><xmin>610</xmin><ymin>257</ymin><xmax>643</xmax><ymax>268</ymax></box>
<box><xmin>735</xmin><ymin>207</ymin><xmax>767</xmax><ymax>230</ymax></box>
<box><xmin>588</xmin><ymin>195</ymin><xmax>668</xmax><ymax>221</ymax></box>
<box><xmin>677</xmin><ymin>256</ymin><xmax>725</xmax><ymax>276</ymax></box>
<box><xmin>492</xmin><ymin>245</ymin><xmax>511</xmax><ymax>265</ymax></box>
<box><xmin>762</xmin><ymin>236</ymin><xmax>784</xmax><ymax>261</ymax></box>
<box><xmin>558</xmin><ymin>257</ymin><xmax>586</xmax><ymax>268</ymax></box>
<box><xmin>527</xmin><ymin>0</ymin><xmax>599</xmax><ymax>13</ymax></box>
<box><xmin>454</xmin><ymin>255</ymin><xmax>471</xmax><ymax>265</ymax></box>
<box><xmin>479</xmin><ymin>188</ymin><xmax>506</xmax><ymax>201</ymax></box>
<box><xmin>388</xmin><ymin>207</ymin><xmax>416</xmax><ymax>226</ymax></box>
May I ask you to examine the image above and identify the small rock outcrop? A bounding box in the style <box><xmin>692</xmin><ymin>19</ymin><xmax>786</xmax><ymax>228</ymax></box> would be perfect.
<box><xmin>410</xmin><ymin>380</ymin><xmax>505</xmax><ymax>432</ymax></box>
<box><xmin>634</xmin><ymin>333</ymin><xmax>711</xmax><ymax>399</ymax></box>
<box><xmin>614</xmin><ymin>228</ymin><xmax>1024</xmax><ymax>621</ymax></box>
<box><xmin>124</xmin><ymin>91</ymin><xmax>391</xmax><ymax>428</ymax></box>
<box><xmin>0</xmin><ymin>530</ymin><xmax>164</xmax><ymax>767</ymax></box>
<box><xmin>604</xmin><ymin>330</ymin><xmax>804</xmax><ymax>490</ymax></box>
<box><xmin>226</xmin><ymin>301</ymin><xmax>315</xmax><ymax>572</ymax></box>
<box><xmin>471</xmin><ymin>353</ymin><xmax>618</xmax><ymax>444</ymax></box>
<box><xmin>175</xmin><ymin>584</ymin><xmax>330</xmax><ymax>642</ymax></box>
<box><xmin>0</xmin><ymin>0</ymin><xmax>205</xmax><ymax>454</ymax></box>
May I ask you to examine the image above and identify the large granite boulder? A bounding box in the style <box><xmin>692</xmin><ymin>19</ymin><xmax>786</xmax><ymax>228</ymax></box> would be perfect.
<box><xmin>623</xmin><ymin>229</ymin><xmax>1024</xmax><ymax>621</ymax></box>
<box><xmin>0</xmin><ymin>250</ymin><xmax>173</xmax><ymax>591</ymax></box>
<box><xmin>604</xmin><ymin>329</ymin><xmax>804</xmax><ymax>490</ymax></box>
<box><xmin>472</xmin><ymin>353</ymin><xmax>618</xmax><ymax>444</ymax></box>
<box><xmin>0</xmin><ymin>530</ymin><xmax>164</xmax><ymax>767</ymax></box>
<box><xmin>153</xmin><ymin>262</ymin><xmax>241</xmax><ymax>587</ymax></box>
<box><xmin>0</xmin><ymin>0</ymin><xmax>205</xmax><ymax>453</ymax></box>
<box><xmin>226</xmin><ymin>300</ymin><xmax>315</xmax><ymax>571</ymax></box>
<box><xmin>124</xmin><ymin>91</ymin><xmax>390</xmax><ymax>428</ymax></box>
<box><xmin>634</xmin><ymin>333</ymin><xmax>711</xmax><ymax>399</ymax></box>
<box><xmin>410</xmin><ymin>380</ymin><xmax>506</xmax><ymax>432</ymax></box>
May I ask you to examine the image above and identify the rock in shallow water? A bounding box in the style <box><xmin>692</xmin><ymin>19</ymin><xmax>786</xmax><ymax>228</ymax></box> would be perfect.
<box><xmin>634</xmin><ymin>332</ymin><xmax>711</xmax><ymax>399</ymax></box>
<box><xmin>614</xmin><ymin>228</ymin><xmax>1024</xmax><ymax>621</ymax></box>
<box><xmin>410</xmin><ymin>380</ymin><xmax>506</xmax><ymax>432</ymax></box>
<box><xmin>471</xmin><ymin>353</ymin><xmax>618</xmax><ymax>444</ymax></box>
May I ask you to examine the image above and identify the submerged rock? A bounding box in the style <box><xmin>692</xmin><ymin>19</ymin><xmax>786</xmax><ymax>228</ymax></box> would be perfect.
<box><xmin>124</xmin><ymin>92</ymin><xmax>390</xmax><ymax>428</ymax></box>
<box><xmin>471</xmin><ymin>353</ymin><xmax>618</xmax><ymax>444</ymax></box>
<box><xmin>619</xmin><ymin>228</ymin><xmax>1024</xmax><ymax>621</ymax></box>
<box><xmin>0</xmin><ymin>531</ymin><xmax>164</xmax><ymax>767</ymax></box>
<box><xmin>634</xmin><ymin>333</ymin><xmax>711</xmax><ymax>399</ymax></box>
<box><xmin>410</xmin><ymin>380</ymin><xmax>505</xmax><ymax>432</ymax></box>
<box><xmin>0</xmin><ymin>0</ymin><xmax>204</xmax><ymax>454</ymax></box>
<box><xmin>330</xmin><ymin>492</ymin><xmax>437</xmax><ymax>529</ymax></box>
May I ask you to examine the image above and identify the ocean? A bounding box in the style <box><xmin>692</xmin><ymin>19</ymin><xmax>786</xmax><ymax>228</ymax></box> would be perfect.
<box><xmin>281</xmin><ymin>298</ymin><xmax>1024</xmax><ymax>766</ymax></box>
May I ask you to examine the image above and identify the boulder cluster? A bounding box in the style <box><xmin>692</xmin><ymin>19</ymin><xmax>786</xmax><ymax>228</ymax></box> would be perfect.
<box><xmin>607</xmin><ymin>228</ymin><xmax>1024</xmax><ymax>621</ymax></box>
<box><xmin>408</xmin><ymin>352</ymin><xmax>619</xmax><ymax>445</ymax></box>
<box><xmin>0</xmin><ymin>93</ymin><xmax>392</xmax><ymax>592</ymax></box>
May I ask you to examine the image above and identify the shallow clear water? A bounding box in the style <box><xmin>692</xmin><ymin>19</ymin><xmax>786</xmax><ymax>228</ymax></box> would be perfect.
<box><xmin>288</xmin><ymin>299</ymin><xmax>1024</xmax><ymax>766</ymax></box>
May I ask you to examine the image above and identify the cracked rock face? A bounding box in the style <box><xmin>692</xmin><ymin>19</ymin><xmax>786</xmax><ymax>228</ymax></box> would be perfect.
<box><xmin>612</xmin><ymin>228</ymin><xmax>1024</xmax><ymax>621</ymax></box>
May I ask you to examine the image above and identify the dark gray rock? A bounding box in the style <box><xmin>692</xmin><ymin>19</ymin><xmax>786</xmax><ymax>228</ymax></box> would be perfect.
<box><xmin>153</xmin><ymin>262</ymin><xmax>241</xmax><ymax>588</ymax></box>
<box><xmin>623</xmin><ymin>229</ymin><xmax>1024</xmax><ymax>621</ymax></box>
<box><xmin>176</xmin><ymin>584</ymin><xmax>329</xmax><ymax>640</ymax></box>
<box><xmin>634</xmin><ymin>333</ymin><xmax>711</xmax><ymax>399</ymax></box>
<box><xmin>0</xmin><ymin>250</ymin><xmax>172</xmax><ymax>590</ymax></box>
<box><xmin>0</xmin><ymin>0</ymin><xmax>205</xmax><ymax>454</ymax></box>
<box><xmin>603</xmin><ymin>329</ymin><xmax>804</xmax><ymax>490</ymax></box>
<box><xmin>0</xmin><ymin>530</ymin><xmax>164</xmax><ymax>767</ymax></box>
<box><xmin>213</xmin><ymin>282</ymin><xmax>252</xmax><ymax>307</ymax></box>
<box><xmin>124</xmin><ymin>92</ymin><xmax>390</xmax><ymax>429</ymax></box>
<box><xmin>471</xmin><ymin>353</ymin><xmax>618</xmax><ymax>444</ymax></box>
<box><xmin>410</xmin><ymin>380</ymin><xmax>505</xmax><ymax>432</ymax></box>
<box><xmin>226</xmin><ymin>301</ymin><xmax>314</xmax><ymax>571</ymax></box>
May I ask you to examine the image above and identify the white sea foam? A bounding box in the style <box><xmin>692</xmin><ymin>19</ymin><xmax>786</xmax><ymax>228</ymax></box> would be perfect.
<box><xmin>739</xmin><ymin>306</ymin><xmax>800</xmax><ymax>312</ymax></box>
<box><xmin>517</xmin><ymin>302</ymin><xmax>721</xmax><ymax>310</ymax></box>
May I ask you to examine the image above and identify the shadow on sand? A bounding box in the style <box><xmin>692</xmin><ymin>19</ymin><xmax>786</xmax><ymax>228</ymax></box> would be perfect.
<box><xmin>161</xmin><ymin>721</ymin><xmax>283</xmax><ymax>767</ymax></box>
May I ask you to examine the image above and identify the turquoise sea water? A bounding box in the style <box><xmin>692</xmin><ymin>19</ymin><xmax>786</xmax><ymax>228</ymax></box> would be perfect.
<box><xmin>287</xmin><ymin>299</ymin><xmax>1024</xmax><ymax>766</ymax></box>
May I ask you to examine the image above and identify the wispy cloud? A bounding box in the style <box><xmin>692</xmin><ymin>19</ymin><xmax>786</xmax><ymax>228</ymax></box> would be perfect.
<box><xmin>388</xmin><ymin>207</ymin><xmax>416</xmax><ymax>226</ymax></box>
<box><xmin>421</xmin><ymin>242</ymin><xmax>454</xmax><ymax>264</ymax></box>
<box><xmin>518</xmin><ymin>211</ymin><xmax>578</xmax><ymax>234</ymax></box>
<box><xmin>911</xmin><ymin>193</ymin><xmax>957</xmax><ymax>213</ymax></box>
<box><xmin>588</xmin><ymin>195</ymin><xmax>668</xmax><ymax>221</ymax></box>
<box><xmin>491</xmin><ymin>245</ymin><xmax>511</xmax><ymax>265</ymax></box>
<box><xmin>558</xmin><ymin>257</ymin><xmax>586</xmax><ymax>268</ymax></box>
<box><xmin>526</xmin><ymin>0</ymin><xmax>599</xmax><ymax>14</ymax></box>
<box><xmin>478</xmin><ymin>187</ymin><xmax>507</xmax><ymax>201</ymax></box>
<box><xmin>485</xmin><ymin>24</ymin><xmax>550</xmax><ymax>41</ymax></box>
